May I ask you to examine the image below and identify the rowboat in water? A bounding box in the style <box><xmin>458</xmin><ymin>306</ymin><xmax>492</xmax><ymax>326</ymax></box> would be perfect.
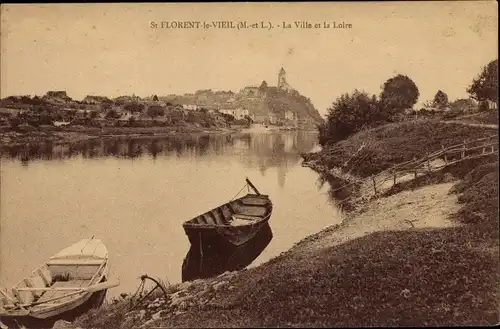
<box><xmin>0</xmin><ymin>238</ymin><xmax>119</xmax><ymax>328</ymax></box>
<box><xmin>182</xmin><ymin>178</ymin><xmax>273</xmax><ymax>248</ymax></box>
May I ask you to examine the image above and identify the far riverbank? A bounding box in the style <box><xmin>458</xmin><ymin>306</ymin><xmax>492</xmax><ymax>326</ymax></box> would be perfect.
<box><xmin>0</xmin><ymin>124</ymin><xmax>315</xmax><ymax>149</ymax></box>
<box><xmin>0</xmin><ymin>126</ymin><xmax>250</xmax><ymax>151</ymax></box>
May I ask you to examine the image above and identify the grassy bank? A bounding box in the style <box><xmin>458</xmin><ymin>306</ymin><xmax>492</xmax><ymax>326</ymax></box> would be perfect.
<box><xmin>67</xmin><ymin>120</ymin><xmax>499</xmax><ymax>328</ymax></box>
<box><xmin>303</xmin><ymin>119</ymin><xmax>497</xmax><ymax>178</ymax></box>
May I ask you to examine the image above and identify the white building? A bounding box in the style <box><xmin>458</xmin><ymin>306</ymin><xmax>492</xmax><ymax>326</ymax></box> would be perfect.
<box><xmin>182</xmin><ymin>104</ymin><xmax>198</xmax><ymax>111</ymax></box>
<box><xmin>285</xmin><ymin>110</ymin><xmax>295</xmax><ymax>121</ymax></box>
<box><xmin>219</xmin><ymin>107</ymin><xmax>248</xmax><ymax>120</ymax></box>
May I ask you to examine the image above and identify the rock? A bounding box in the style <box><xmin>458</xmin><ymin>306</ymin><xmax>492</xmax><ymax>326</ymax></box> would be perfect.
<box><xmin>400</xmin><ymin>288</ymin><xmax>411</xmax><ymax>299</ymax></box>
<box><xmin>139</xmin><ymin>309</ymin><xmax>147</xmax><ymax>320</ymax></box>
<box><xmin>443</xmin><ymin>173</ymin><xmax>455</xmax><ymax>183</ymax></box>
<box><xmin>170</xmin><ymin>293</ymin><xmax>191</xmax><ymax>307</ymax></box>
<box><xmin>151</xmin><ymin>311</ymin><xmax>163</xmax><ymax>321</ymax></box>
<box><xmin>177</xmin><ymin>281</ymin><xmax>193</xmax><ymax>291</ymax></box>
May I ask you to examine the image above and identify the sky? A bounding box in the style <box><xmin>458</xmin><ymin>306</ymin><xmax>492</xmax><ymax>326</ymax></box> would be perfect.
<box><xmin>1</xmin><ymin>2</ymin><xmax>498</xmax><ymax>115</ymax></box>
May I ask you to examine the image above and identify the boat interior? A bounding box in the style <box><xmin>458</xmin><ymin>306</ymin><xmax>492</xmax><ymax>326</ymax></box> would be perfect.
<box><xmin>1</xmin><ymin>259</ymin><xmax>106</xmax><ymax>307</ymax></box>
<box><xmin>186</xmin><ymin>194</ymin><xmax>273</xmax><ymax>227</ymax></box>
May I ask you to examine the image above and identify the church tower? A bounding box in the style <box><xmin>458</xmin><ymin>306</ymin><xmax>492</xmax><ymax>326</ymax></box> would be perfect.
<box><xmin>277</xmin><ymin>67</ymin><xmax>287</xmax><ymax>89</ymax></box>
<box><xmin>277</xmin><ymin>67</ymin><xmax>292</xmax><ymax>92</ymax></box>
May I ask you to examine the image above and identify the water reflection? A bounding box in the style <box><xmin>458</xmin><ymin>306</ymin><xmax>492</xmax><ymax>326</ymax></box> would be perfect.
<box><xmin>181</xmin><ymin>223</ymin><xmax>273</xmax><ymax>282</ymax></box>
<box><xmin>1</xmin><ymin>132</ymin><xmax>316</xmax><ymax>186</ymax></box>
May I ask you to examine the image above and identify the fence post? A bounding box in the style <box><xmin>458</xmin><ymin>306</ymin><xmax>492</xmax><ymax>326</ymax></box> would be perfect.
<box><xmin>461</xmin><ymin>140</ymin><xmax>466</xmax><ymax>159</ymax></box>
<box><xmin>371</xmin><ymin>176</ymin><xmax>377</xmax><ymax>195</ymax></box>
<box><xmin>442</xmin><ymin>144</ymin><xmax>448</xmax><ymax>163</ymax></box>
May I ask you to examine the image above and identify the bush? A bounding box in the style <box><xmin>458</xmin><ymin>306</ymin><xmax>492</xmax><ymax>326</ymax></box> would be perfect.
<box><xmin>319</xmin><ymin>90</ymin><xmax>385</xmax><ymax>145</ymax></box>
<box><xmin>9</xmin><ymin>116</ymin><xmax>21</xmax><ymax>128</ymax></box>
<box><xmin>105</xmin><ymin>109</ymin><xmax>120</xmax><ymax>119</ymax></box>
<box><xmin>147</xmin><ymin>105</ymin><xmax>164</xmax><ymax>118</ymax></box>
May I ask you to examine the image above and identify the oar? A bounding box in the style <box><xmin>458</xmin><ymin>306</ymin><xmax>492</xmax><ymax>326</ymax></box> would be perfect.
<box><xmin>86</xmin><ymin>279</ymin><xmax>120</xmax><ymax>293</ymax></box>
<box><xmin>16</xmin><ymin>280</ymin><xmax>120</xmax><ymax>293</ymax></box>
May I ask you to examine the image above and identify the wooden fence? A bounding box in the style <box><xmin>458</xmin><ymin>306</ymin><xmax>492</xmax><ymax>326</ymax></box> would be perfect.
<box><xmin>365</xmin><ymin>134</ymin><xmax>498</xmax><ymax>195</ymax></box>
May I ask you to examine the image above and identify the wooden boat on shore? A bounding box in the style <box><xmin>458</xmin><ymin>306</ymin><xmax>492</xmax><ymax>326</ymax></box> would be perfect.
<box><xmin>0</xmin><ymin>238</ymin><xmax>119</xmax><ymax>328</ymax></box>
<box><xmin>183</xmin><ymin>178</ymin><xmax>273</xmax><ymax>247</ymax></box>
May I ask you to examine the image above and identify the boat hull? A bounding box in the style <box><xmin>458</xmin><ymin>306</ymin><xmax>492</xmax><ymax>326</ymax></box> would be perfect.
<box><xmin>184</xmin><ymin>216</ymin><xmax>270</xmax><ymax>247</ymax></box>
<box><xmin>0</xmin><ymin>285</ymin><xmax>107</xmax><ymax>329</ymax></box>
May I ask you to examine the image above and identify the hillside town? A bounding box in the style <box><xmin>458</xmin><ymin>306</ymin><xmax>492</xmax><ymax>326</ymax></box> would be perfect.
<box><xmin>0</xmin><ymin>68</ymin><xmax>324</xmax><ymax>131</ymax></box>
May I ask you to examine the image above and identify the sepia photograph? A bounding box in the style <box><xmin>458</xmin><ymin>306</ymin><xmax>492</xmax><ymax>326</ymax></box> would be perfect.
<box><xmin>0</xmin><ymin>2</ymin><xmax>498</xmax><ymax>328</ymax></box>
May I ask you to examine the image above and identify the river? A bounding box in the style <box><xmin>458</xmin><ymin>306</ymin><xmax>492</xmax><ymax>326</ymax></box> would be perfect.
<box><xmin>0</xmin><ymin>130</ymin><xmax>342</xmax><ymax>298</ymax></box>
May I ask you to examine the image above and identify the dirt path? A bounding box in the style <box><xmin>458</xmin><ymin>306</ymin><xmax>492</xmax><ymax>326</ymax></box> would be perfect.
<box><xmin>294</xmin><ymin>182</ymin><xmax>461</xmax><ymax>258</ymax></box>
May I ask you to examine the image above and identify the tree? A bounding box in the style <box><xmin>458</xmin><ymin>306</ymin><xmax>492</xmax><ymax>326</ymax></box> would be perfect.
<box><xmin>128</xmin><ymin>116</ymin><xmax>137</xmax><ymax>127</ymax></box>
<box><xmin>220</xmin><ymin>113</ymin><xmax>235</xmax><ymax>123</ymax></box>
<box><xmin>152</xmin><ymin>95</ymin><xmax>159</xmax><ymax>101</ymax></box>
<box><xmin>319</xmin><ymin>90</ymin><xmax>382</xmax><ymax>145</ymax></box>
<box><xmin>432</xmin><ymin>90</ymin><xmax>449</xmax><ymax>109</ymax></box>
<box><xmin>467</xmin><ymin>59</ymin><xmax>498</xmax><ymax>102</ymax></box>
<box><xmin>147</xmin><ymin>105</ymin><xmax>164</xmax><ymax>118</ymax></box>
<box><xmin>105</xmin><ymin>109</ymin><xmax>120</xmax><ymax>119</ymax></box>
<box><xmin>100</xmin><ymin>102</ymin><xmax>112</xmax><ymax>111</ymax></box>
<box><xmin>9</xmin><ymin>116</ymin><xmax>21</xmax><ymax>129</ymax></box>
<box><xmin>379</xmin><ymin>74</ymin><xmax>420</xmax><ymax>116</ymax></box>
<box><xmin>124</xmin><ymin>102</ymin><xmax>145</xmax><ymax>113</ymax></box>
